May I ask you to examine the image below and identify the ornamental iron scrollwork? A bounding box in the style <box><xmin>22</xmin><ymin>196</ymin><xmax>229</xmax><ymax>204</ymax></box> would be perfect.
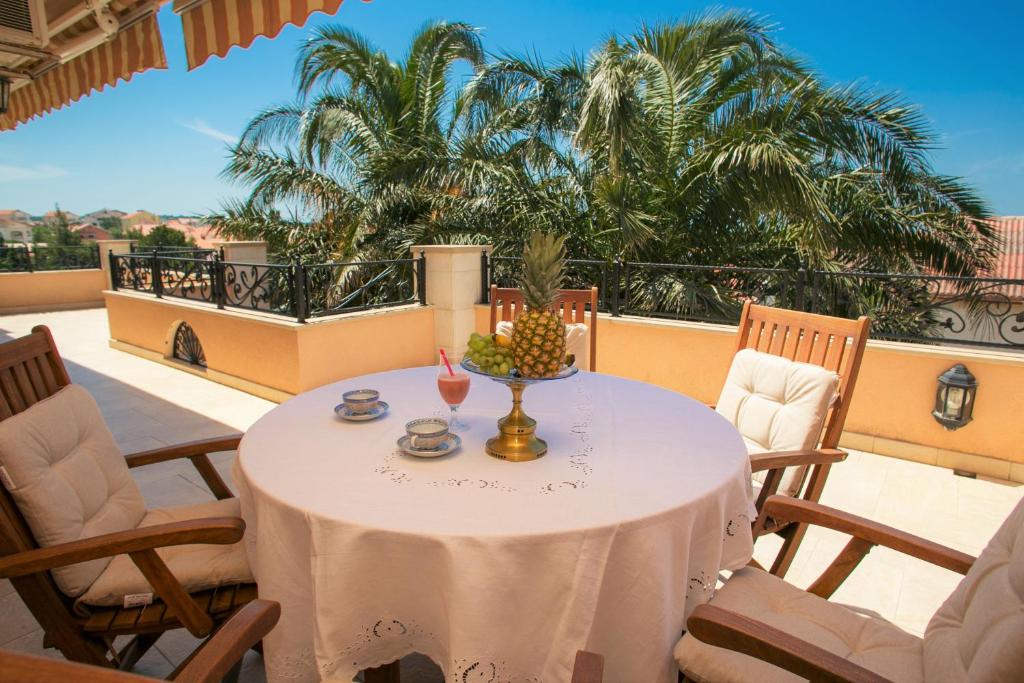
<box><xmin>116</xmin><ymin>254</ymin><xmax>154</xmax><ymax>293</ymax></box>
<box><xmin>172</xmin><ymin>322</ymin><xmax>206</xmax><ymax>367</ymax></box>
<box><xmin>160</xmin><ymin>256</ymin><xmax>215</xmax><ymax>303</ymax></box>
<box><xmin>222</xmin><ymin>262</ymin><xmax>295</xmax><ymax>315</ymax></box>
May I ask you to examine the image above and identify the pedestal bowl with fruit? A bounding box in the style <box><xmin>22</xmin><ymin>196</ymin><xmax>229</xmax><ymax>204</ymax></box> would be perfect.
<box><xmin>460</xmin><ymin>232</ymin><xmax>578</xmax><ymax>460</ymax></box>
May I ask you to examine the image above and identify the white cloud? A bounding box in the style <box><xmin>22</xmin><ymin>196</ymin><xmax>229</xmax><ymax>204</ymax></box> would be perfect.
<box><xmin>182</xmin><ymin>119</ymin><xmax>238</xmax><ymax>145</ymax></box>
<box><xmin>0</xmin><ymin>164</ymin><xmax>69</xmax><ymax>182</ymax></box>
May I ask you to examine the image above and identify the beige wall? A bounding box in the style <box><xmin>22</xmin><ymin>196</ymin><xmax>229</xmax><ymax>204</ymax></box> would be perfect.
<box><xmin>0</xmin><ymin>269</ymin><xmax>106</xmax><ymax>314</ymax></box>
<box><xmin>474</xmin><ymin>305</ymin><xmax>1024</xmax><ymax>479</ymax></box>
<box><xmin>106</xmin><ymin>292</ymin><xmax>436</xmax><ymax>397</ymax></box>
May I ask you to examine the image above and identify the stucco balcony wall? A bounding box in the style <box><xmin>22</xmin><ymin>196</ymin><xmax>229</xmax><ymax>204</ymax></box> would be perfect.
<box><xmin>105</xmin><ymin>291</ymin><xmax>437</xmax><ymax>400</ymax></box>
<box><xmin>0</xmin><ymin>269</ymin><xmax>107</xmax><ymax>314</ymax></box>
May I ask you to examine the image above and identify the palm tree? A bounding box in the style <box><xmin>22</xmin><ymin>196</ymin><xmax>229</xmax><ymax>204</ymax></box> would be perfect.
<box><xmin>217</xmin><ymin>11</ymin><xmax>997</xmax><ymax>327</ymax></box>
<box><xmin>469</xmin><ymin>10</ymin><xmax>996</xmax><ymax>322</ymax></box>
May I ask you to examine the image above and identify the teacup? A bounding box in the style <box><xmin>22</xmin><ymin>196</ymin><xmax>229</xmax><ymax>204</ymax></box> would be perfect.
<box><xmin>342</xmin><ymin>389</ymin><xmax>380</xmax><ymax>414</ymax></box>
<box><xmin>405</xmin><ymin>418</ymin><xmax>449</xmax><ymax>450</ymax></box>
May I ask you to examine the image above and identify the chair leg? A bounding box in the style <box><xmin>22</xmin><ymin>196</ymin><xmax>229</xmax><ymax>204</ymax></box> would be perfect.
<box><xmin>365</xmin><ymin>660</ymin><xmax>401</xmax><ymax>683</ymax></box>
<box><xmin>770</xmin><ymin>521</ymin><xmax>808</xmax><ymax>578</ymax></box>
<box><xmin>770</xmin><ymin>463</ymin><xmax>832</xmax><ymax>577</ymax></box>
<box><xmin>117</xmin><ymin>633</ymin><xmax>161</xmax><ymax>671</ymax></box>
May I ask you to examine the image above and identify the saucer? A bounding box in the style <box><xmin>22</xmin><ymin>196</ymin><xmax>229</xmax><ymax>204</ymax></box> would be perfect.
<box><xmin>335</xmin><ymin>401</ymin><xmax>389</xmax><ymax>422</ymax></box>
<box><xmin>396</xmin><ymin>433</ymin><xmax>461</xmax><ymax>458</ymax></box>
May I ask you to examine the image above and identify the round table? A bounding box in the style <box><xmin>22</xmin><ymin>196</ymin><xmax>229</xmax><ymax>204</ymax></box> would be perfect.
<box><xmin>234</xmin><ymin>367</ymin><xmax>754</xmax><ymax>683</ymax></box>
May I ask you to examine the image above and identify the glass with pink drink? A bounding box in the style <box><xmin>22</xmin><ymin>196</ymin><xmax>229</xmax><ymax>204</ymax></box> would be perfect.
<box><xmin>437</xmin><ymin>351</ymin><xmax>470</xmax><ymax>431</ymax></box>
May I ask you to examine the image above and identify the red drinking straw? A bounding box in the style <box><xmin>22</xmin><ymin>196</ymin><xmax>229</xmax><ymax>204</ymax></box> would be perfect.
<box><xmin>439</xmin><ymin>348</ymin><xmax>454</xmax><ymax>376</ymax></box>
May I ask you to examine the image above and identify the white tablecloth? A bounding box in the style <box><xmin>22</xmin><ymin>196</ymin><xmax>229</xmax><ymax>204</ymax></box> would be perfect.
<box><xmin>234</xmin><ymin>367</ymin><xmax>754</xmax><ymax>683</ymax></box>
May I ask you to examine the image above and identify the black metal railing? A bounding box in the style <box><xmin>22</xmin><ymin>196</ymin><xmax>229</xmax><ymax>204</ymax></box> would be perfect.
<box><xmin>129</xmin><ymin>245</ymin><xmax>218</xmax><ymax>259</ymax></box>
<box><xmin>303</xmin><ymin>256</ymin><xmax>423</xmax><ymax>319</ymax></box>
<box><xmin>487</xmin><ymin>254</ymin><xmax>613</xmax><ymax>312</ymax></box>
<box><xmin>110</xmin><ymin>251</ymin><xmax>426</xmax><ymax>323</ymax></box>
<box><xmin>482</xmin><ymin>252</ymin><xmax>1024</xmax><ymax>349</ymax></box>
<box><xmin>0</xmin><ymin>244</ymin><xmax>101</xmax><ymax>272</ymax></box>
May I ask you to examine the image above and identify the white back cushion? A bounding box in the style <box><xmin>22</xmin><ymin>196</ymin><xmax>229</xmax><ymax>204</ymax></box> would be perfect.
<box><xmin>924</xmin><ymin>496</ymin><xmax>1024</xmax><ymax>680</ymax></box>
<box><xmin>716</xmin><ymin>349</ymin><xmax>839</xmax><ymax>496</ymax></box>
<box><xmin>0</xmin><ymin>385</ymin><xmax>146</xmax><ymax>597</ymax></box>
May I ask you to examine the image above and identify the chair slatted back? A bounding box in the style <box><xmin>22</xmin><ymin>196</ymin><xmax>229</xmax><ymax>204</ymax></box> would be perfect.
<box><xmin>734</xmin><ymin>302</ymin><xmax>870</xmax><ymax>449</ymax></box>
<box><xmin>489</xmin><ymin>285</ymin><xmax>599</xmax><ymax>371</ymax></box>
<box><xmin>0</xmin><ymin>326</ymin><xmax>71</xmax><ymax>420</ymax></box>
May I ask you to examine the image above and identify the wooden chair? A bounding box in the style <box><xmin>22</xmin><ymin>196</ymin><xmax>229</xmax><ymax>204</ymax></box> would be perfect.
<box><xmin>0</xmin><ymin>599</ymin><xmax>280</xmax><ymax>683</ymax></box>
<box><xmin>719</xmin><ymin>302</ymin><xmax>869</xmax><ymax>576</ymax></box>
<box><xmin>489</xmin><ymin>285</ymin><xmax>599</xmax><ymax>371</ymax></box>
<box><xmin>0</xmin><ymin>326</ymin><xmax>256</xmax><ymax>671</ymax></box>
<box><xmin>677</xmin><ymin>494</ymin><xmax>1023</xmax><ymax>682</ymax></box>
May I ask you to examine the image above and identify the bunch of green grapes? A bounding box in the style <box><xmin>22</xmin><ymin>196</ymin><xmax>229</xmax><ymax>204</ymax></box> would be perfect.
<box><xmin>464</xmin><ymin>332</ymin><xmax>512</xmax><ymax>376</ymax></box>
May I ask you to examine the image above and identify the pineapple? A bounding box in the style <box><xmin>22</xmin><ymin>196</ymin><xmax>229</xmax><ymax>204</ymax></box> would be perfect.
<box><xmin>512</xmin><ymin>232</ymin><xmax>567</xmax><ymax>378</ymax></box>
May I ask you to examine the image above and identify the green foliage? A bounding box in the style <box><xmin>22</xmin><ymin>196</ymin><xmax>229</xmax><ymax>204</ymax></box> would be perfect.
<box><xmin>126</xmin><ymin>224</ymin><xmax>196</xmax><ymax>248</ymax></box>
<box><xmin>98</xmin><ymin>216</ymin><xmax>124</xmax><ymax>237</ymax></box>
<box><xmin>33</xmin><ymin>205</ymin><xmax>83</xmax><ymax>247</ymax></box>
<box><xmin>217</xmin><ymin>12</ymin><xmax>997</xmax><ymax>323</ymax></box>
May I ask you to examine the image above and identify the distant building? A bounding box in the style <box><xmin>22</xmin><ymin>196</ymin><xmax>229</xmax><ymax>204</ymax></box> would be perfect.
<box><xmin>123</xmin><ymin>210</ymin><xmax>161</xmax><ymax>227</ymax></box>
<box><xmin>72</xmin><ymin>223</ymin><xmax>114</xmax><ymax>241</ymax></box>
<box><xmin>80</xmin><ymin>208</ymin><xmax>127</xmax><ymax>224</ymax></box>
<box><xmin>0</xmin><ymin>209</ymin><xmax>32</xmax><ymax>224</ymax></box>
<box><xmin>43</xmin><ymin>209</ymin><xmax>80</xmax><ymax>223</ymax></box>
<box><xmin>936</xmin><ymin>217</ymin><xmax>1024</xmax><ymax>347</ymax></box>
<box><xmin>0</xmin><ymin>210</ymin><xmax>33</xmax><ymax>243</ymax></box>
<box><xmin>0</xmin><ymin>222</ymin><xmax>32</xmax><ymax>243</ymax></box>
<box><xmin>133</xmin><ymin>220</ymin><xmax>222</xmax><ymax>249</ymax></box>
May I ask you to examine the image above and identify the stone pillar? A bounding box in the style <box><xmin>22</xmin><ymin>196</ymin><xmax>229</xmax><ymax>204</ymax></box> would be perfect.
<box><xmin>96</xmin><ymin>239</ymin><xmax>136</xmax><ymax>289</ymax></box>
<box><xmin>213</xmin><ymin>240</ymin><xmax>268</xmax><ymax>263</ymax></box>
<box><xmin>411</xmin><ymin>244</ymin><xmax>492</xmax><ymax>359</ymax></box>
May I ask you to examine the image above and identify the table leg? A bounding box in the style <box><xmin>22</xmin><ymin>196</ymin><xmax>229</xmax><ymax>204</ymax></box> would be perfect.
<box><xmin>364</xmin><ymin>660</ymin><xmax>401</xmax><ymax>683</ymax></box>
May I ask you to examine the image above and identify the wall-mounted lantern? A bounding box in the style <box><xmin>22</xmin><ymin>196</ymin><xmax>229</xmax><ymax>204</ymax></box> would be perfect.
<box><xmin>932</xmin><ymin>364</ymin><xmax>977</xmax><ymax>431</ymax></box>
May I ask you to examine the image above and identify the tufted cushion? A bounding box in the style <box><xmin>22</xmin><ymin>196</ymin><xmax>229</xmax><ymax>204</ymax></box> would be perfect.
<box><xmin>0</xmin><ymin>385</ymin><xmax>146</xmax><ymax>597</ymax></box>
<box><xmin>716</xmin><ymin>349</ymin><xmax>839</xmax><ymax>497</ymax></box>
<box><xmin>76</xmin><ymin>497</ymin><xmax>253</xmax><ymax>611</ymax></box>
<box><xmin>675</xmin><ymin>566</ymin><xmax>924</xmax><ymax>682</ymax></box>
<box><xmin>923</xmin><ymin>496</ymin><xmax>1024</xmax><ymax>680</ymax></box>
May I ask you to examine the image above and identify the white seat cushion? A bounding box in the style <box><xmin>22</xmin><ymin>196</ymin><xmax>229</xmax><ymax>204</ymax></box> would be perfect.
<box><xmin>77</xmin><ymin>497</ymin><xmax>254</xmax><ymax>611</ymax></box>
<box><xmin>923</xmin><ymin>496</ymin><xmax>1024</xmax><ymax>680</ymax></box>
<box><xmin>716</xmin><ymin>349</ymin><xmax>839</xmax><ymax>497</ymax></box>
<box><xmin>675</xmin><ymin>566</ymin><xmax>924</xmax><ymax>682</ymax></box>
<box><xmin>0</xmin><ymin>385</ymin><xmax>146</xmax><ymax>597</ymax></box>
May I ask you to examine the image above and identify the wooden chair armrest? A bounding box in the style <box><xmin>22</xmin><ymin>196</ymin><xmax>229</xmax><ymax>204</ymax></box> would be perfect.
<box><xmin>174</xmin><ymin>600</ymin><xmax>281</xmax><ymax>683</ymax></box>
<box><xmin>124</xmin><ymin>434</ymin><xmax>242</xmax><ymax>500</ymax></box>
<box><xmin>0</xmin><ymin>517</ymin><xmax>245</xmax><ymax>578</ymax></box>
<box><xmin>749</xmin><ymin>448</ymin><xmax>847</xmax><ymax>473</ymax></box>
<box><xmin>0</xmin><ymin>650</ymin><xmax>154</xmax><ymax>683</ymax></box>
<box><xmin>570</xmin><ymin>650</ymin><xmax>605</xmax><ymax>683</ymax></box>
<box><xmin>763</xmin><ymin>496</ymin><xmax>975</xmax><ymax>576</ymax></box>
<box><xmin>687</xmin><ymin>604</ymin><xmax>890</xmax><ymax>683</ymax></box>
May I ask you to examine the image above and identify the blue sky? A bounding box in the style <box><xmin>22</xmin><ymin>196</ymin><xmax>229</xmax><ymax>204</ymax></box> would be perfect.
<box><xmin>1</xmin><ymin>0</ymin><xmax>1021</xmax><ymax>217</ymax></box>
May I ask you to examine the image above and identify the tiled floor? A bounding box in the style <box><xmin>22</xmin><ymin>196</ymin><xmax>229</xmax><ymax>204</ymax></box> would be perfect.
<box><xmin>0</xmin><ymin>308</ymin><xmax>1021</xmax><ymax>681</ymax></box>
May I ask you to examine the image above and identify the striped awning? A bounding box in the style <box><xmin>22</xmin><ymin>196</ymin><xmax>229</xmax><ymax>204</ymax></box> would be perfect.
<box><xmin>174</xmin><ymin>0</ymin><xmax>364</xmax><ymax>71</ymax></box>
<box><xmin>0</xmin><ymin>14</ymin><xmax>167</xmax><ymax>131</ymax></box>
